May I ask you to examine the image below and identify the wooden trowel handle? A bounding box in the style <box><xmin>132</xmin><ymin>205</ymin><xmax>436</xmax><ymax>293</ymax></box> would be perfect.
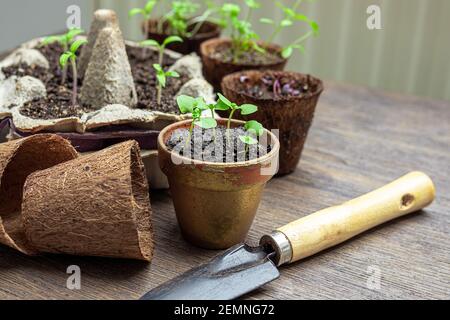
<box><xmin>261</xmin><ymin>172</ymin><xmax>435</xmax><ymax>266</ymax></box>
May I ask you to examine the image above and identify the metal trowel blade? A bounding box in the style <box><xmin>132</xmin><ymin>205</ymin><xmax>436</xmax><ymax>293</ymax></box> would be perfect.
<box><xmin>140</xmin><ymin>244</ymin><xmax>280</xmax><ymax>300</ymax></box>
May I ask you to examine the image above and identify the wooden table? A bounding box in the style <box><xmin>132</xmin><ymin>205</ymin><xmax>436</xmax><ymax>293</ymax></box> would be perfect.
<box><xmin>0</xmin><ymin>81</ymin><xmax>449</xmax><ymax>300</ymax></box>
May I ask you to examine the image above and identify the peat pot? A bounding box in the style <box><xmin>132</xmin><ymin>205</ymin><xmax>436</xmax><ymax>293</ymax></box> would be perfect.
<box><xmin>200</xmin><ymin>38</ymin><xmax>288</xmax><ymax>91</ymax></box>
<box><xmin>221</xmin><ymin>70</ymin><xmax>324</xmax><ymax>175</ymax></box>
<box><xmin>158</xmin><ymin>119</ymin><xmax>280</xmax><ymax>249</ymax></box>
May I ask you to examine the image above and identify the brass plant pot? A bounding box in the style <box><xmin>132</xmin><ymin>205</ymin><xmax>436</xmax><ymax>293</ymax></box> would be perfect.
<box><xmin>158</xmin><ymin>119</ymin><xmax>280</xmax><ymax>249</ymax></box>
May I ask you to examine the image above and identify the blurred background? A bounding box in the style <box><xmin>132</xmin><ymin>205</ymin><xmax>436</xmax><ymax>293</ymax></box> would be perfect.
<box><xmin>1</xmin><ymin>0</ymin><xmax>449</xmax><ymax>101</ymax></box>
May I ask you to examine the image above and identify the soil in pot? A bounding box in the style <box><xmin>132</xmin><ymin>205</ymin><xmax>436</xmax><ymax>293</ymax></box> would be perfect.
<box><xmin>166</xmin><ymin>125</ymin><xmax>270</xmax><ymax>162</ymax></box>
<box><xmin>201</xmin><ymin>38</ymin><xmax>288</xmax><ymax>91</ymax></box>
<box><xmin>144</xmin><ymin>19</ymin><xmax>221</xmax><ymax>55</ymax></box>
<box><xmin>1</xmin><ymin>42</ymin><xmax>185</xmax><ymax>119</ymax></box>
<box><xmin>158</xmin><ymin>119</ymin><xmax>280</xmax><ymax>249</ymax></box>
<box><xmin>221</xmin><ymin>70</ymin><xmax>324</xmax><ymax>175</ymax></box>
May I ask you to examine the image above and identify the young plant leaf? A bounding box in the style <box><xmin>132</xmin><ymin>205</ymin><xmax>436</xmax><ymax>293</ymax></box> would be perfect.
<box><xmin>59</xmin><ymin>52</ymin><xmax>73</xmax><ymax>68</ymax></box>
<box><xmin>70</xmin><ymin>39</ymin><xmax>88</xmax><ymax>54</ymax></box>
<box><xmin>165</xmin><ymin>71</ymin><xmax>180</xmax><ymax>78</ymax></box>
<box><xmin>217</xmin><ymin>93</ymin><xmax>232</xmax><ymax>107</ymax></box>
<box><xmin>163</xmin><ymin>35</ymin><xmax>183</xmax><ymax>47</ymax></box>
<box><xmin>153</xmin><ymin>63</ymin><xmax>163</xmax><ymax>72</ymax></box>
<box><xmin>177</xmin><ymin>95</ymin><xmax>196</xmax><ymax>113</ymax></box>
<box><xmin>141</xmin><ymin>39</ymin><xmax>160</xmax><ymax>48</ymax></box>
<box><xmin>129</xmin><ymin>8</ymin><xmax>145</xmax><ymax>17</ymax></box>
<box><xmin>66</xmin><ymin>28</ymin><xmax>84</xmax><ymax>42</ymax></box>
<box><xmin>245</xmin><ymin>0</ymin><xmax>261</xmax><ymax>9</ymax></box>
<box><xmin>259</xmin><ymin>18</ymin><xmax>275</xmax><ymax>25</ymax></box>
<box><xmin>197</xmin><ymin>117</ymin><xmax>217</xmax><ymax>129</ymax></box>
<box><xmin>239</xmin><ymin>103</ymin><xmax>258</xmax><ymax>115</ymax></box>
<box><xmin>245</xmin><ymin>120</ymin><xmax>264</xmax><ymax>137</ymax></box>
<box><xmin>156</xmin><ymin>72</ymin><xmax>166</xmax><ymax>87</ymax></box>
<box><xmin>280</xmin><ymin>19</ymin><xmax>293</xmax><ymax>27</ymax></box>
<box><xmin>239</xmin><ymin>135</ymin><xmax>258</xmax><ymax>145</ymax></box>
<box><xmin>282</xmin><ymin>46</ymin><xmax>293</xmax><ymax>58</ymax></box>
<box><xmin>144</xmin><ymin>0</ymin><xmax>157</xmax><ymax>14</ymax></box>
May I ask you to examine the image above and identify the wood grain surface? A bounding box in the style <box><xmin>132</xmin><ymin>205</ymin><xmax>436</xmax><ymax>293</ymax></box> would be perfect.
<box><xmin>0</xmin><ymin>79</ymin><xmax>449</xmax><ymax>300</ymax></box>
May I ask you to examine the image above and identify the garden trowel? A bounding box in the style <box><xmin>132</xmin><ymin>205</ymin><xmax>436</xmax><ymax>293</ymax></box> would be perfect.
<box><xmin>141</xmin><ymin>171</ymin><xmax>435</xmax><ymax>300</ymax></box>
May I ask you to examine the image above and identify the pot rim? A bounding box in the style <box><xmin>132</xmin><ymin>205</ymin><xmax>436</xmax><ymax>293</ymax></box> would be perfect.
<box><xmin>200</xmin><ymin>38</ymin><xmax>287</xmax><ymax>67</ymax></box>
<box><xmin>158</xmin><ymin>119</ymin><xmax>280</xmax><ymax>168</ymax></box>
<box><xmin>222</xmin><ymin>70</ymin><xmax>325</xmax><ymax>102</ymax></box>
<box><xmin>145</xmin><ymin>19</ymin><xmax>222</xmax><ymax>40</ymax></box>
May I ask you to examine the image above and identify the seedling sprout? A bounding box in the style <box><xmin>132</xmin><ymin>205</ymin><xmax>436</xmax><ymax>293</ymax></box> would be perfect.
<box><xmin>59</xmin><ymin>39</ymin><xmax>88</xmax><ymax>106</ymax></box>
<box><xmin>153</xmin><ymin>64</ymin><xmax>180</xmax><ymax>105</ymax></box>
<box><xmin>140</xmin><ymin>36</ymin><xmax>183</xmax><ymax>65</ymax></box>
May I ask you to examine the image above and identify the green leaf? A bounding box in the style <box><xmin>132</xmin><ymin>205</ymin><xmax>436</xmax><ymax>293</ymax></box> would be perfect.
<box><xmin>192</xmin><ymin>108</ymin><xmax>202</xmax><ymax>119</ymax></box>
<box><xmin>144</xmin><ymin>0</ymin><xmax>157</xmax><ymax>14</ymax></box>
<box><xmin>294</xmin><ymin>13</ymin><xmax>310</xmax><ymax>22</ymax></box>
<box><xmin>59</xmin><ymin>52</ymin><xmax>73</xmax><ymax>68</ymax></box>
<box><xmin>163</xmin><ymin>35</ymin><xmax>183</xmax><ymax>47</ymax></box>
<box><xmin>310</xmin><ymin>21</ymin><xmax>320</xmax><ymax>35</ymax></box>
<box><xmin>239</xmin><ymin>104</ymin><xmax>258</xmax><ymax>115</ymax></box>
<box><xmin>194</xmin><ymin>97</ymin><xmax>208</xmax><ymax>110</ymax></box>
<box><xmin>197</xmin><ymin>117</ymin><xmax>217</xmax><ymax>129</ymax></box>
<box><xmin>282</xmin><ymin>46</ymin><xmax>293</xmax><ymax>58</ymax></box>
<box><xmin>156</xmin><ymin>72</ymin><xmax>166</xmax><ymax>87</ymax></box>
<box><xmin>245</xmin><ymin>120</ymin><xmax>264</xmax><ymax>137</ymax></box>
<box><xmin>259</xmin><ymin>18</ymin><xmax>275</xmax><ymax>25</ymax></box>
<box><xmin>239</xmin><ymin>135</ymin><xmax>258</xmax><ymax>145</ymax></box>
<box><xmin>140</xmin><ymin>39</ymin><xmax>160</xmax><ymax>48</ymax></box>
<box><xmin>129</xmin><ymin>8</ymin><xmax>144</xmax><ymax>18</ymax></box>
<box><xmin>280</xmin><ymin>19</ymin><xmax>293</xmax><ymax>27</ymax></box>
<box><xmin>216</xmin><ymin>93</ymin><xmax>232</xmax><ymax>107</ymax></box>
<box><xmin>66</xmin><ymin>28</ymin><xmax>84</xmax><ymax>42</ymax></box>
<box><xmin>70</xmin><ymin>39</ymin><xmax>87</xmax><ymax>54</ymax></box>
<box><xmin>177</xmin><ymin>95</ymin><xmax>196</xmax><ymax>113</ymax></box>
<box><xmin>42</xmin><ymin>35</ymin><xmax>62</xmax><ymax>45</ymax></box>
<box><xmin>292</xmin><ymin>44</ymin><xmax>306</xmax><ymax>54</ymax></box>
<box><xmin>221</xmin><ymin>3</ymin><xmax>241</xmax><ymax>18</ymax></box>
<box><xmin>165</xmin><ymin>70</ymin><xmax>180</xmax><ymax>78</ymax></box>
<box><xmin>245</xmin><ymin>0</ymin><xmax>260</xmax><ymax>9</ymax></box>
<box><xmin>152</xmin><ymin>63</ymin><xmax>163</xmax><ymax>72</ymax></box>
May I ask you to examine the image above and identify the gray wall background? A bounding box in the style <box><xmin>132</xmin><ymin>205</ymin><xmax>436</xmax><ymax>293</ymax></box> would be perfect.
<box><xmin>1</xmin><ymin>0</ymin><xmax>449</xmax><ymax>101</ymax></box>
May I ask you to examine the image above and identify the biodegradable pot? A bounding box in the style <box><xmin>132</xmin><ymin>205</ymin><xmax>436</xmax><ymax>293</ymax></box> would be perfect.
<box><xmin>200</xmin><ymin>38</ymin><xmax>288</xmax><ymax>91</ymax></box>
<box><xmin>144</xmin><ymin>19</ymin><xmax>221</xmax><ymax>55</ymax></box>
<box><xmin>158</xmin><ymin>119</ymin><xmax>280</xmax><ymax>249</ymax></box>
<box><xmin>221</xmin><ymin>70</ymin><xmax>324</xmax><ymax>175</ymax></box>
<box><xmin>22</xmin><ymin>140</ymin><xmax>154</xmax><ymax>261</ymax></box>
<box><xmin>0</xmin><ymin>134</ymin><xmax>78</xmax><ymax>255</ymax></box>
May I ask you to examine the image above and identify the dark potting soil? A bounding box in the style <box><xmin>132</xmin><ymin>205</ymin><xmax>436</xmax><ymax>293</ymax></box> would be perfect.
<box><xmin>166</xmin><ymin>125</ymin><xmax>271</xmax><ymax>163</ymax></box>
<box><xmin>1</xmin><ymin>42</ymin><xmax>185</xmax><ymax>119</ymax></box>
<box><xmin>209</xmin><ymin>43</ymin><xmax>283</xmax><ymax>66</ymax></box>
<box><xmin>236</xmin><ymin>73</ymin><xmax>317</xmax><ymax>100</ymax></box>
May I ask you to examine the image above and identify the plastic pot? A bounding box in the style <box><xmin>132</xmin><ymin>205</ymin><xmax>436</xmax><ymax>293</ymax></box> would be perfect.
<box><xmin>158</xmin><ymin>119</ymin><xmax>280</xmax><ymax>249</ymax></box>
<box><xmin>200</xmin><ymin>38</ymin><xmax>288</xmax><ymax>91</ymax></box>
<box><xmin>221</xmin><ymin>70</ymin><xmax>324</xmax><ymax>175</ymax></box>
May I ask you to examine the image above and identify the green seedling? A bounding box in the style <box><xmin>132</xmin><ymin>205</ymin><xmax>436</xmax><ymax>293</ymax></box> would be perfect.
<box><xmin>239</xmin><ymin>120</ymin><xmax>264</xmax><ymax>151</ymax></box>
<box><xmin>59</xmin><ymin>39</ymin><xmax>88</xmax><ymax>107</ymax></box>
<box><xmin>261</xmin><ymin>0</ymin><xmax>319</xmax><ymax>58</ymax></box>
<box><xmin>159</xmin><ymin>0</ymin><xmax>199</xmax><ymax>37</ymax></box>
<box><xmin>219</xmin><ymin>2</ymin><xmax>263</xmax><ymax>63</ymax></box>
<box><xmin>177</xmin><ymin>95</ymin><xmax>217</xmax><ymax>146</ymax></box>
<box><xmin>129</xmin><ymin>0</ymin><xmax>159</xmax><ymax>39</ymax></box>
<box><xmin>42</xmin><ymin>28</ymin><xmax>84</xmax><ymax>84</ymax></box>
<box><xmin>215</xmin><ymin>93</ymin><xmax>258</xmax><ymax>131</ymax></box>
<box><xmin>141</xmin><ymin>36</ymin><xmax>183</xmax><ymax>66</ymax></box>
<box><xmin>153</xmin><ymin>64</ymin><xmax>180</xmax><ymax>105</ymax></box>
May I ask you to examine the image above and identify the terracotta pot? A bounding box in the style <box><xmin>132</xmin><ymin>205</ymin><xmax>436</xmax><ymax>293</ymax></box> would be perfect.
<box><xmin>221</xmin><ymin>70</ymin><xmax>324</xmax><ymax>175</ymax></box>
<box><xmin>144</xmin><ymin>19</ymin><xmax>221</xmax><ymax>55</ymax></box>
<box><xmin>158</xmin><ymin>119</ymin><xmax>280</xmax><ymax>249</ymax></box>
<box><xmin>200</xmin><ymin>38</ymin><xmax>288</xmax><ymax>91</ymax></box>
